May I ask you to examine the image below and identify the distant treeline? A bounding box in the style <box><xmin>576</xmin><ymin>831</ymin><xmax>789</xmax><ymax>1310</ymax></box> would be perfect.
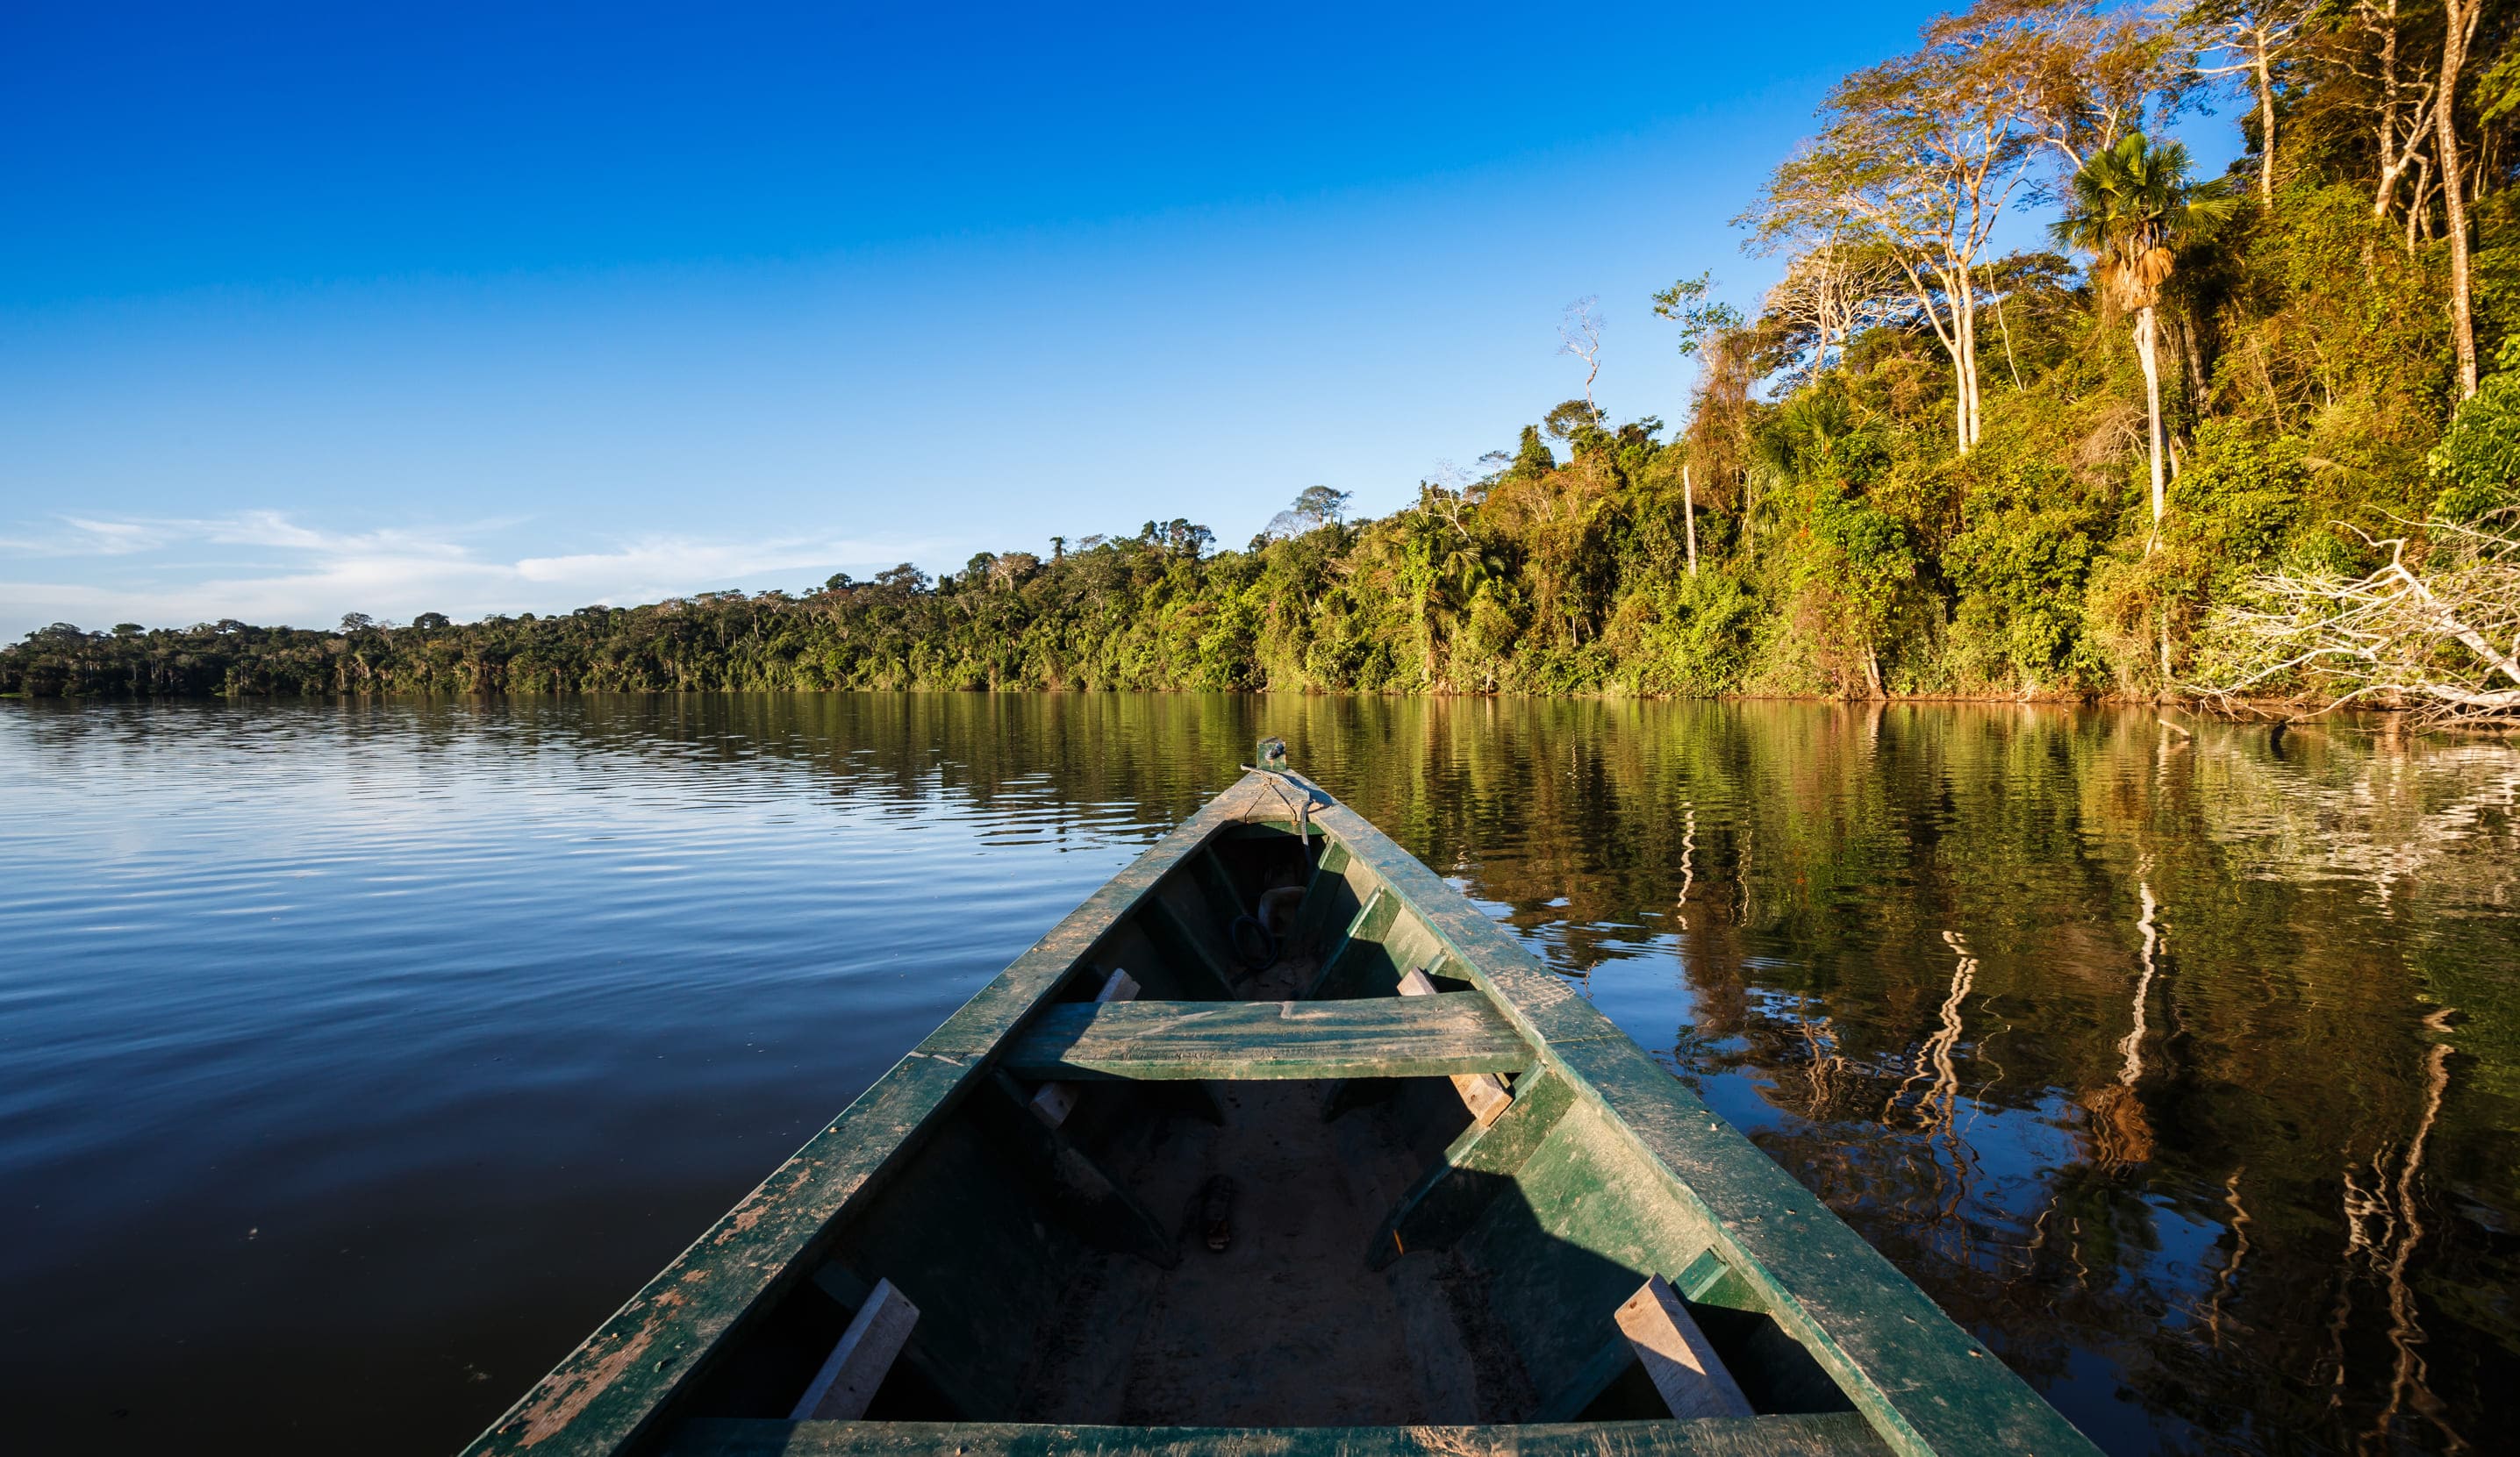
<box><xmin>13</xmin><ymin>3</ymin><xmax>2520</xmax><ymax>703</ymax></box>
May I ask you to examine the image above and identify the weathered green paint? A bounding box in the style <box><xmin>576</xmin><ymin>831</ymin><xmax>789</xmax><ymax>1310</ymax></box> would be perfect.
<box><xmin>1415</xmin><ymin>952</ymin><xmax>1475</xmax><ymax>994</ymax></box>
<box><xmin>662</xmin><ymin>1414</ymin><xmax>1891</xmax><ymax>1457</ymax></box>
<box><xmin>1461</xmin><ymin>1099</ymin><xmax>1722</xmax><ymax>1403</ymax></box>
<box><xmin>1528</xmin><ymin>1248</ymin><xmax>1800</xmax><ymax>1424</ymax></box>
<box><xmin>1366</xmin><ymin>1066</ymin><xmax>1577</xmax><ymax>1270</ymax></box>
<box><xmin>1001</xmin><ymin>993</ymin><xmax>1535</xmax><ymax>1082</ymax></box>
<box><xmin>1088</xmin><ymin>917</ymin><xmax>1213</xmax><ymax>1003</ymax></box>
<box><xmin>1314</xmin><ymin>951</ymin><xmax>1478</xmax><ymax>1121</ymax></box>
<box><xmin>1677</xmin><ymin>1246</ymin><xmax>1759</xmax><ymax>1311</ymax></box>
<box><xmin>1300</xmin><ymin>887</ymin><xmax>1398</xmax><ymax>1001</ymax></box>
<box><xmin>1215</xmin><ymin>820</ymin><xmax>1310</xmax><ymax>840</ymax></box>
<box><xmin>465</xmin><ymin>768</ymin><xmax>2102</xmax><ymax>1457</ymax></box>
<box><xmin>1149</xmin><ymin>873</ymin><xmax>1244</xmax><ymax>991</ymax></box>
<box><xmin>1371</xmin><ymin>911</ymin><xmax>1448</xmax><ymax>998</ymax></box>
<box><xmin>803</xmin><ymin>1108</ymin><xmax>1067</xmax><ymax>1417</ymax></box>
<box><xmin>1287</xmin><ymin>839</ymin><xmax>1365</xmax><ymax>955</ymax></box>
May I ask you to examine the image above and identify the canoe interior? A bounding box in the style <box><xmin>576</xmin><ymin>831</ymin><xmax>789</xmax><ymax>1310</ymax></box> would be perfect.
<box><xmin>663</xmin><ymin>819</ymin><xmax>1848</xmax><ymax>1435</ymax></box>
<box><xmin>469</xmin><ymin>769</ymin><xmax>2100</xmax><ymax>1457</ymax></box>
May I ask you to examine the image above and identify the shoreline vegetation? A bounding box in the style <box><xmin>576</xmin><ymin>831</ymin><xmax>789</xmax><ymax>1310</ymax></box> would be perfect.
<box><xmin>11</xmin><ymin>4</ymin><xmax>2520</xmax><ymax>722</ymax></box>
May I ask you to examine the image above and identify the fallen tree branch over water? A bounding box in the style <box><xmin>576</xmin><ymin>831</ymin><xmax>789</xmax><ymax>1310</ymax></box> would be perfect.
<box><xmin>2192</xmin><ymin>511</ymin><xmax>2520</xmax><ymax>725</ymax></box>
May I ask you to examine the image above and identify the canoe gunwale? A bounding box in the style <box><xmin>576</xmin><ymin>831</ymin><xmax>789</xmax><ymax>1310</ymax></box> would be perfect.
<box><xmin>661</xmin><ymin>1412</ymin><xmax>1893</xmax><ymax>1456</ymax></box>
<box><xmin>463</xmin><ymin>768</ymin><xmax>2100</xmax><ymax>1457</ymax></box>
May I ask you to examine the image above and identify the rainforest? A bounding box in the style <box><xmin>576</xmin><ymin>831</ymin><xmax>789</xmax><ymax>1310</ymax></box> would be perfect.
<box><xmin>11</xmin><ymin>2</ymin><xmax>2520</xmax><ymax>712</ymax></box>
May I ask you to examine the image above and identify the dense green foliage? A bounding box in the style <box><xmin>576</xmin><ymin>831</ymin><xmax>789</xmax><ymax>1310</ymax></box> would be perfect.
<box><xmin>13</xmin><ymin>3</ymin><xmax>2520</xmax><ymax>703</ymax></box>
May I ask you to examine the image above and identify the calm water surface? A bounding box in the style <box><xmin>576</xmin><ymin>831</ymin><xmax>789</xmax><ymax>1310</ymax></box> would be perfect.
<box><xmin>3</xmin><ymin>695</ymin><xmax>2516</xmax><ymax>1454</ymax></box>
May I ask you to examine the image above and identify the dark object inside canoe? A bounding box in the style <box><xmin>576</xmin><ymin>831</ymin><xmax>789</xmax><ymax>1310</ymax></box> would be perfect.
<box><xmin>1198</xmin><ymin>1174</ymin><xmax>1235</xmax><ymax>1253</ymax></box>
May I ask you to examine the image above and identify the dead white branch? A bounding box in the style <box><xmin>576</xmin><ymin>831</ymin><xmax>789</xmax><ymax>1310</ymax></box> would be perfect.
<box><xmin>2189</xmin><ymin>513</ymin><xmax>2520</xmax><ymax>724</ymax></box>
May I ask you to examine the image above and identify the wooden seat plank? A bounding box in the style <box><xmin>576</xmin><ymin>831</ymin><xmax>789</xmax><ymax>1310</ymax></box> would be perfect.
<box><xmin>1001</xmin><ymin>993</ymin><xmax>1534</xmax><ymax>1082</ymax></box>
<box><xmin>1399</xmin><ymin>966</ymin><xmax>1514</xmax><ymax>1124</ymax></box>
<box><xmin>789</xmin><ymin>1278</ymin><xmax>919</xmax><ymax>1421</ymax></box>
<box><xmin>1028</xmin><ymin>969</ymin><xmax>1140</xmax><ymax>1127</ymax></box>
<box><xmin>1619</xmin><ymin>1275</ymin><xmax>1756</xmax><ymax>1420</ymax></box>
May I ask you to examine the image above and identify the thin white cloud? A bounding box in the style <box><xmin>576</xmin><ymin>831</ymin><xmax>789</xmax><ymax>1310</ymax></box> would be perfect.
<box><xmin>56</xmin><ymin>518</ymin><xmax>183</xmax><ymax>555</ymax></box>
<box><xmin>514</xmin><ymin>537</ymin><xmax>837</xmax><ymax>585</ymax></box>
<box><xmin>0</xmin><ymin>511</ymin><xmax>936</xmax><ymax>639</ymax></box>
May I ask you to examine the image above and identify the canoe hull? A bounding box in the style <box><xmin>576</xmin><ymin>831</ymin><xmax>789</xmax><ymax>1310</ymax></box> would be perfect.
<box><xmin>465</xmin><ymin>769</ymin><xmax>2099</xmax><ymax>1457</ymax></box>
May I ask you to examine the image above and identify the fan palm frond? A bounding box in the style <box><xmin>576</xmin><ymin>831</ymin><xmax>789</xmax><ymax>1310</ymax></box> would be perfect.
<box><xmin>2049</xmin><ymin>132</ymin><xmax>2237</xmax><ymax>312</ymax></box>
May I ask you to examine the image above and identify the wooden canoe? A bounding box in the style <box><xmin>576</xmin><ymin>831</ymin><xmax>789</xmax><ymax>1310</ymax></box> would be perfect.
<box><xmin>466</xmin><ymin>750</ymin><xmax>2101</xmax><ymax>1457</ymax></box>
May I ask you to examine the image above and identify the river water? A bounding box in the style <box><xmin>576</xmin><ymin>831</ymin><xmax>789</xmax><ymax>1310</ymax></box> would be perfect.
<box><xmin>1</xmin><ymin>695</ymin><xmax>2514</xmax><ymax>1453</ymax></box>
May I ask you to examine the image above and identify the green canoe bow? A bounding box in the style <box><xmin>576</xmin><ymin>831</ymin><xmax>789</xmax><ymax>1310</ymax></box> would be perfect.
<box><xmin>465</xmin><ymin>760</ymin><xmax>2101</xmax><ymax>1457</ymax></box>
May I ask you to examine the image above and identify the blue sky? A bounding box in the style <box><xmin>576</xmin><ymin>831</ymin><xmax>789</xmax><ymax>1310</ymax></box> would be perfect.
<box><xmin>1</xmin><ymin>3</ymin><xmax>2230</xmax><ymax>637</ymax></box>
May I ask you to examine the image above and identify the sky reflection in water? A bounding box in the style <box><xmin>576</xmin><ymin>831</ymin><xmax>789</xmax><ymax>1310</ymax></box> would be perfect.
<box><xmin>0</xmin><ymin>695</ymin><xmax>2513</xmax><ymax>1454</ymax></box>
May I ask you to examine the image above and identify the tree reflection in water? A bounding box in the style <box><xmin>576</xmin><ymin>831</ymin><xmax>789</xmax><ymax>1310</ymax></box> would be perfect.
<box><xmin>1266</xmin><ymin>698</ymin><xmax>2518</xmax><ymax>1455</ymax></box>
<box><xmin>485</xmin><ymin>693</ymin><xmax>2520</xmax><ymax>1452</ymax></box>
<box><xmin>28</xmin><ymin>693</ymin><xmax>2495</xmax><ymax>1453</ymax></box>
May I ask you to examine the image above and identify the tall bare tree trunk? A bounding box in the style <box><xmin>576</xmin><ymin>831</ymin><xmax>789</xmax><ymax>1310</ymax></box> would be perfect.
<box><xmin>2368</xmin><ymin>0</ymin><xmax>2432</xmax><ymax>229</ymax></box>
<box><xmin>2136</xmin><ymin>304</ymin><xmax>2166</xmax><ymax>552</ymax></box>
<box><xmin>1903</xmin><ymin>261</ymin><xmax>1983</xmax><ymax>456</ymax></box>
<box><xmin>1989</xmin><ymin>261</ymin><xmax>2024</xmax><ymax>389</ymax></box>
<box><xmin>2439</xmin><ymin>0</ymin><xmax>2482</xmax><ymax>398</ymax></box>
<box><xmin>1955</xmin><ymin>268</ymin><xmax>1983</xmax><ymax>449</ymax></box>
<box><xmin>2255</xmin><ymin>43</ymin><xmax>2278</xmax><ymax>203</ymax></box>
<box><xmin>1683</xmin><ymin>464</ymin><xmax>1699</xmax><ymax>576</ymax></box>
<box><xmin>2406</xmin><ymin>153</ymin><xmax>2435</xmax><ymax>252</ymax></box>
<box><xmin>1944</xmin><ymin>336</ymin><xmax>1971</xmax><ymax>453</ymax></box>
<box><xmin>1955</xmin><ymin>335</ymin><xmax>1975</xmax><ymax>448</ymax></box>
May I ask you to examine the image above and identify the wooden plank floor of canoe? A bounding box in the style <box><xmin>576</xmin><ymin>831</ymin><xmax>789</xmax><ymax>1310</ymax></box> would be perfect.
<box><xmin>1010</xmin><ymin>951</ymin><xmax>1502</xmax><ymax>1425</ymax></box>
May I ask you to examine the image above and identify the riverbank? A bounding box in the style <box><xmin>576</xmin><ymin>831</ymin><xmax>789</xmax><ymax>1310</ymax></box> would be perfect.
<box><xmin>12</xmin><ymin>675</ymin><xmax>2517</xmax><ymax>739</ymax></box>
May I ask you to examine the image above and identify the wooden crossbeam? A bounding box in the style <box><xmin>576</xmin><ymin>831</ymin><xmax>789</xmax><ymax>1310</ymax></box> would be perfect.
<box><xmin>1398</xmin><ymin>967</ymin><xmax>1512</xmax><ymax>1125</ymax></box>
<box><xmin>1617</xmin><ymin>1275</ymin><xmax>1755</xmax><ymax>1420</ymax></box>
<box><xmin>1367</xmin><ymin>1067</ymin><xmax>1574</xmax><ymax>1272</ymax></box>
<box><xmin>1521</xmin><ymin>1255</ymin><xmax>1764</xmax><ymax>1411</ymax></box>
<box><xmin>789</xmin><ymin>1278</ymin><xmax>919</xmax><ymax>1421</ymax></box>
<box><xmin>1029</xmin><ymin>969</ymin><xmax>1140</xmax><ymax>1127</ymax></box>
<box><xmin>1139</xmin><ymin>893</ymin><xmax>1240</xmax><ymax>999</ymax></box>
<box><xmin>807</xmin><ymin>1265</ymin><xmax>986</xmax><ymax>1418</ymax></box>
<box><xmin>1000</xmin><ymin>992</ymin><xmax>1533</xmax><ymax>1082</ymax></box>
<box><xmin>971</xmin><ymin>1072</ymin><xmax>1179</xmax><ymax>1269</ymax></box>
<box><xmin>1302</xmin><ymin>885</ymin><xmax>1395</xmax><ymax>1000</ymax></box>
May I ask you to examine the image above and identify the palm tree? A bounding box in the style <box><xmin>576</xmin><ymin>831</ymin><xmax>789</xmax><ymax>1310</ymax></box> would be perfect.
<box><xmin>2052</xmin><ymin>133</ymin><xmax>2238</xmax><ymax>553</ymax></box>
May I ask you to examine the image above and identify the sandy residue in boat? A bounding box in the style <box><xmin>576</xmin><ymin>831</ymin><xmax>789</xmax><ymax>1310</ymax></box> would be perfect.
<box><xmin>1012</xmin><ymin>952</ymin><xmax>1528</xmax><ymax>1425</ymax></box>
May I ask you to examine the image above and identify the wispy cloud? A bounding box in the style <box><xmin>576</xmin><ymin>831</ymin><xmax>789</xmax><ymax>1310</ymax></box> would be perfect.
<box><xmin>58</xmin><ymin>518</ymin><xmax>183</xmax><ymax>555</ymax></box>
<box><xmin>0</xmin><ymin>511</ymin><xmax>934</xmax><ymax>639</ymax></box>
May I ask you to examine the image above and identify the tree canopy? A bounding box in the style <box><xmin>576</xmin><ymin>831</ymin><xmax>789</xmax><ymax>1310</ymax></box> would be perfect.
<box><xmin>12</xmin><ymin>2</ymin><xmax>2520</xmax><ymax>718</ymax></box>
